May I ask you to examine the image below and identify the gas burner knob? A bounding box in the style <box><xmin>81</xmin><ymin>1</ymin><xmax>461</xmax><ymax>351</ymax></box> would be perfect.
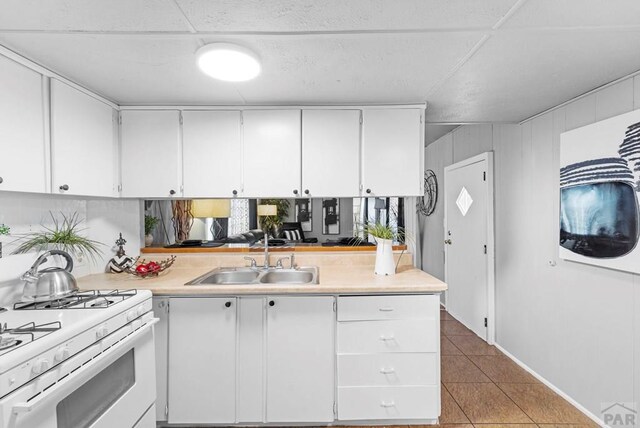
<box><xmin>54</xmin><ymin>347</ymin><xmax>70</xmax><ymax>363</ymax></box>
<box><xmin>96</xmin><ymin>325</ymin><xmax>109</xmax><ymax>339</ymax></box>
<box><xmin>126</xmin><ymin>310</ymin><xmax>136</xmax><ymax>322</ymax></box>
<box><xmin>32</xmin><ymin>358</ymin><xmax>50</xmax><ymax>375</ymax></box>
<box><xmin>137</xmin><ymin>306</ymin><xmax>145</xmax><ymax>317</ymax></box>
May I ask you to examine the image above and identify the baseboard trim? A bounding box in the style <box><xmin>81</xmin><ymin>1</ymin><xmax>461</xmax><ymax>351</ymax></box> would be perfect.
<box><xmin>493</xmin><ymin>343</ymin><xmax>604</xmax><ymax>427</ymax></box>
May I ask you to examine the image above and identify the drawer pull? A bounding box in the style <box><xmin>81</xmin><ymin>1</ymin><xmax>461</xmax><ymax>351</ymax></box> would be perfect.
<box><xmin>379</xmin><ymin>335</ymin><xmax>395</xmax><ymax>341</ymax></box>
<box><xmin>379</xmin><ymin>367</ymin><xmax>396</xmax><ymax>375</ymax></box>
<box><xmin>380</xmin><ymin>401</ymin><xmax>395</xmax><ymax>408</ymax></box>
<box><xmin>378</xmin><ymin>307</ymin><xmax>395</xmax><ymax>312</ymax></box>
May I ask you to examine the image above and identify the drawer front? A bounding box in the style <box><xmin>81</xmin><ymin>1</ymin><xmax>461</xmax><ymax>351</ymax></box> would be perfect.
<box><xmin>337</xmin><ymin>295</ymin><xmax>439</xmax><ymax>321</ymax></box>
<box><xmin>337</xmin><ymin>319</ymin><xmax>438</xmax><ymax>354</ymax></box>
<box><xmin>338</xmin><ymin>386</ymin><xmax>439</xmax><ymax>420</ymax></box>
<box><xmin>337</xmin><ymin>353</ymin><xmax>438</xmax><ymax>387</ymax></box>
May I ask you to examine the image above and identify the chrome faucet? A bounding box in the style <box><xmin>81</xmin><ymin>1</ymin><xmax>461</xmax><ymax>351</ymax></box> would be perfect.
<box><xmin>263</xmin><ymin>231</ymin><xmax>270</xmax><ymax>269</ymax></box>
<box><xmin>276</xmin><ymin>254</ymin><xmax>295</xmax><ymax>269</ymax></box>
<box><xmin>244</xmin><ymin>256</ymin><xmax>257</xmax><ymax>269</ymax></box>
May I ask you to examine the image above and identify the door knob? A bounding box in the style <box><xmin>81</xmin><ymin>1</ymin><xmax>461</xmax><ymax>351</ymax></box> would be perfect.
<box><xmin>444</xmin><ymin>239</ymin><xmax>452</xmax><ymax>245</ymax></box>
<box><xmin>59</xmin><ymin>184</ymin><xmax>69</xmax><ymax>191</ymax></box>
<box><xmin>169</xmin><ymin>189</ymin><xmax>176</xmax><ymax>195</ymax></box>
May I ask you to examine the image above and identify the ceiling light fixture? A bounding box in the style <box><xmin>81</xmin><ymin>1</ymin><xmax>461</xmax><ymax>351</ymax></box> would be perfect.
<box><xmin>196</xmin><ymin>43</ymin><xmax>261</xmax><ymax>82</ymax></box>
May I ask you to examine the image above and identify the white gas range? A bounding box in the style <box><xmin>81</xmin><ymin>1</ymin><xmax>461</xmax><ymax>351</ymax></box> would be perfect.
<box><xmin>0</xmin><ymin>289</ymin><xmax>157</xmax><ymax>428</ymax></box>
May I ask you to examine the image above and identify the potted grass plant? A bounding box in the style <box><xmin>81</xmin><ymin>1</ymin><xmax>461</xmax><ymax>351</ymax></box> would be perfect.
<box><xmin>0</xmin><ymin>223</ymin><xmax>10</xmax><ymax>258</ymax></box>
<box><xmin>144</xmin><ymin>215</ymin><xmax>159</xmax><ymax>247</ymax></box>
<box><xmin>12</xmin><ymin>212</ymin><xmax>103</xmax><ymax>263</ymax></box>
<box><xmin>360</xmin><ymin>222</ymin><xmax>405</xmax><ymax>276</ymax></box>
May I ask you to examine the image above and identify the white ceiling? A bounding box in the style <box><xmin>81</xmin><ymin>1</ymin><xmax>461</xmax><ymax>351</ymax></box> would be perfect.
<box><xmin>0</xmin><ymin>0</ymin><xmax>639</xmax><ymax>127</ymax></box>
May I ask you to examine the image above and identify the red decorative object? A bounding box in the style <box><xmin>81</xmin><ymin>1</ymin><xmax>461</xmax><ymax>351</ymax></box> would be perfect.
<box><xmin>125</xmin><ymin>256</ymin><xmax>176</xmax><ymax>278</ymax></box>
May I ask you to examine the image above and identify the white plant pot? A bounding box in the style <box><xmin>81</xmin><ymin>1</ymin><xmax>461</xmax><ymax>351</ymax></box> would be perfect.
<box><xmin>145</xmin><ymin>234</ymin><xmax>154</xmax><ymax>247</ymax></box>
<box><xmin>374</xmin><ymin>238</ymin><xmax>396</xmax><ymax>276</ymax></box>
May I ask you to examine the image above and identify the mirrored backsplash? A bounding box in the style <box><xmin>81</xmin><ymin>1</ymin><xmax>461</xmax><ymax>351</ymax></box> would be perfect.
<box><xmin>143</xmin><ymin>197</ymin><xmax>405</xmax><ymax>248</ymax></box>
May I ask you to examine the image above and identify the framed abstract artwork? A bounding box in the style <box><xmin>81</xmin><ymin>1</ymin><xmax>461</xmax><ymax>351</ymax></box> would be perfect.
<box><xmin>560</xmin><ymin>109</ymin><xmax>640</xmax><ymax>273</ymax></box>
<box><xmin>322</xmin><ymin>198</ymin><xmax>340</xmax><ymax>235</ymax></box>
<box><xmin>295</xmin><ymin>198</ymin><xmax>312</xmax><ymax>232</ymax></box>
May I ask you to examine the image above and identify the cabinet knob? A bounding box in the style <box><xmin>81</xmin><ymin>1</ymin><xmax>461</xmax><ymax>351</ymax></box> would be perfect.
<box><xmin>268</xmin><ymin>300</ymin><xmax>275</xmax><ymax>307</ymax></box>
<box><xmin>0</xmin><ymin>177</ymin><xmax>3</xmax><ymax>184</ymax></box>
<box><xmin>225</xmin><ymin>301</ymin><xmax>232</xmax><ymax>308</ymax></box>
<box><xmin>169</xmin><ymin>189</ymin><xmax>176</xmax><ymax>195</ymax></box>
<box><xmin>293</xmin><ymin>189</ymin><xmax>298</xmax><ymax>195</ymax></box>
<box><xmin>304</xmin><ymin>189</ymin><xmax>310</xmax><ymax>195</ymax></box>
<box><xmin>232</xmin><ymin>190</ymin><xmax>238</xmax><ymax>196</ymax></box>
<box><xmin>366</xmin><ymin>188</ymin><xmax>372</xmax><ymax>194</ymax></box>
<box><xmin>59</xmin><ymin>184</ymin><xmax>69</xmax><ymax>191</ymax></box>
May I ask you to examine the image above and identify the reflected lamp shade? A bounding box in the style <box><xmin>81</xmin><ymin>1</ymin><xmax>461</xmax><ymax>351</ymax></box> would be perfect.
<box><xmin>257</xmin><ymin>204</ymin><xmax>277</xmax><ymax>217</ymax></box>
<box><xmin>191</xmin><ymin>199</ymin><xmax>231</xmax><ymax>218</ymax></box>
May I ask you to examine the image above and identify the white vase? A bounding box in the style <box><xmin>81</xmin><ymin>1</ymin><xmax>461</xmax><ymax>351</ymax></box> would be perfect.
<box><xmin>145</xmin><ymin>234</ymin><xmax>154</xmax><ymax>247</ymax></box>
<box><xmin>374</xmin><ymin>238</ymin><xmax>396</xmax><ymax>276</ymax></box>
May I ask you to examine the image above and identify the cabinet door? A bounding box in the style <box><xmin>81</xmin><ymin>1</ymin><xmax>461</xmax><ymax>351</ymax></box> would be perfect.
<box><xmin>153</xmin><ymin>298</ymin><xmax>169</xmax><ymax>422</ymax></box>
<box><xmin>168</xmin><ymin>297</ymin><xmax>236</xmax><ymax>424</ymax></box>
<box><xmin>362</xmin><ymin>109</ymin><xmax>423</xmax><ymax>196</ymax></box>
<box><xmin>120</xmin><ymin>110</ymin><xmax>181</xmax><ymax>198</ymax></box>
<box><xmin>0</xmin><ymin>55</ymin><xmax>46</xmax><ymax>193</ymax></box>
<box><xmin>243</xmin><ymin>110</ymin><xmax>301</xmax><ymax>198</ymax></box>
<box><xmin>266</xmin><ymin>296</ymin><xmax>335</xmax><ymax>422</ymax></box>
<box><xmin>51</xmin><ymin>80</ymin><xmax>117</xmax><ymax>197</ymax></box>
<box><xmin>302</xmin><ymin>110</ymin><xmax>361</xmax><ymax>197</ymax></box>
<box><xmin>182</xmin><ymin>111</ymin><xmax>242</xmax><ymax>198</ymax></box>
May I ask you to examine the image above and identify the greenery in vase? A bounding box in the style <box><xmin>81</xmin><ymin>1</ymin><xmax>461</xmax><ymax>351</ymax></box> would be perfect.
<box><xmin>0</xmin><ymin>224</ymin><xmax>9</xmax><ymax>236</ymax></box>
<box><xmin>258</xmin><ymin>199</ymin><xmax>290</xmax><ymax>236</ymax></box>
<box><xmin>12</xmin><ymin>212</ymin><xmax>103</xmax><ymax>262</ymax></box>
<box><xmin>144</xmin><ymin>215</ymin><xmax>159</xmax><ymax>235</ymax></box>
<box><xmin>358</xmin><ymin>221</ymin><xmax>405</xmax><ymax>243</ymax></box>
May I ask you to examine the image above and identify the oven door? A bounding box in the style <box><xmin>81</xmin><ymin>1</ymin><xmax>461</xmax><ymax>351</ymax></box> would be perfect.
<box><xmin>1</xmin><ymin>318</ymin><xmax>158</xmax><ymax>428</ymax></box>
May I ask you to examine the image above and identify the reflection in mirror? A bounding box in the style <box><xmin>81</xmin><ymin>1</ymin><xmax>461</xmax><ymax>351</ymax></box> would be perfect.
<box><xmin>142</xmin><ymin>197</ymin><xmax>404</xmax><ymax>248</ymax></box>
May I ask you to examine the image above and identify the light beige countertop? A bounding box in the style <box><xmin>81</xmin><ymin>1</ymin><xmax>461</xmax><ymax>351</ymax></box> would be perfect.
<box><xmin>77</xmin><ymin>265</ymin><xmax>447</xmax><ymax>296</ymax></box>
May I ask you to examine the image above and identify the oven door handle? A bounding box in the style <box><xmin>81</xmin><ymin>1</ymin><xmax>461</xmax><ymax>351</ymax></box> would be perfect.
<box><xmin>11</xmin><ymin>318</ymin><xmax>158</xmax><ymax>415</ymax></box>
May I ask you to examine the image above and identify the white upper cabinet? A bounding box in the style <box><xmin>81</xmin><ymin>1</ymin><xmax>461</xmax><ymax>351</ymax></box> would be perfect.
<box><xmin>302</xmin><ymin>110</ymin><xmax>361</xmax><ymax>197</ymax></box>
<box><xmin>50</xmin><ymin>80</ymin><xmax>117</xmax><ymax>197</ymax></box>
<box><xmin>242</xmin><ymin>110</ymin><xmax>301</xmax><ymax>198</ymax></box>
<box><xmin>182</xmin><ymin>111</ymin><xmax>242</xmax><ymax>198</ymax></box>
<box><xmin>120</xmin><ymin>110</ymin><xmax>181</xmax><ymax>198</ymax></box>
<box><xmin>0</xmin><ymin>55</ymin><xmax>46</xmax><ymax>193</ymax></box>
<box><xmin>362</xmin><ymin>109</ymin><xmax>423</xmax><ymax>196</ymax></box>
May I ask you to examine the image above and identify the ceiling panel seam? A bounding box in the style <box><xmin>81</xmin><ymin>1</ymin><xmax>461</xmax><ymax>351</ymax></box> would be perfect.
<box><xmin>423</xmin><ymin>0</ymin><xmax>529</xmax><ymax>99</ymax></box>
<box><xmin>166</xmin><ymin>0</ymin><xmax>198</xmax><ymax>34</ymax></box>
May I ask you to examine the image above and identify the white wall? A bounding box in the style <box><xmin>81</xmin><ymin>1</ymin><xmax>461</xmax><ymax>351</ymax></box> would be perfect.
<box><xmin>421</xmin><ymin>75</ymin><xmax>640</xmax><ymax>421</ymax></box>
<box><xmin>0</xmin><ymin>192</ymin><xmax>141</xmax><ymax>281</ymax></box>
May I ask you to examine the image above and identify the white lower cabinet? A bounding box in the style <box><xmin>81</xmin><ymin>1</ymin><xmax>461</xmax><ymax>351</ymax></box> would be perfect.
<box><xmin>336</xmin><ymin>295</ymin><xmax>441</xmax><ymax>422</ymax></box>
<box><xmin>168</xmin><ymin>297</ymin><xmax>237</xmax><ymax>424</ymax></box>
<box><xmin>160</xmin><ymin>293</ymin><xmax>439</xmax><ymax>425</ymax></box>
<box><xmin>265</xmin><ymin>296</ymin><xmax>335</xmax><ymax>423</ymax></box>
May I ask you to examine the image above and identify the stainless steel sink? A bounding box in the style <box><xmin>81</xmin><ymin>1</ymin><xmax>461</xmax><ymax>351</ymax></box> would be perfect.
<box><xmin>186</xmin><ymin>266</ymin><xmax>318</xmax><ymax>286</ymax></box>
<box><xmin>259</xmin><ymin>269</ymin><xmax>315</xmax><ymax>284</ymax></box>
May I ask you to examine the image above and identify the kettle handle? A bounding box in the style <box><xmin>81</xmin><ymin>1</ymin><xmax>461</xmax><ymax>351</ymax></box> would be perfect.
<box><xmin>30</xmin><ymin>250</ymin><xmax>74</xmax><ymax>273</ymax></box>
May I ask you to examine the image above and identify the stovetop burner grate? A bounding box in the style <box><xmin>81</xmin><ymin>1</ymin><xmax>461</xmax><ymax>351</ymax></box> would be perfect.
<box><xmin>0</xmin><ymin>320</ymin><xmax>62</xmax><ymax>353</ymax></box>
<box><xmin>13</xmin><ymin>289</ymin><xmax>137</xmax><ymax>311</ymax></box>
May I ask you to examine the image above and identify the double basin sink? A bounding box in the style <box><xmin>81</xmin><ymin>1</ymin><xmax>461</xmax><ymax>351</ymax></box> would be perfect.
<box><xmin>186</xmin><ymin>266</ymin><xmax>319</xmax><ymax>286</ymax></box>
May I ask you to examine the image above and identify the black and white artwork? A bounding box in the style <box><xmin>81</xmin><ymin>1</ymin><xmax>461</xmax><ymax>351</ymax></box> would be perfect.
<box><xmin>322</xmin><ymin>198</ymin><xmax>340</xmax><ymax>235</ymax></box>
<box><xmin>560</xmin><ymin>109</ymin><xmax>640</xmax><ymax>273</ymax></box>
<box><xmin>295</xmin><ymin>198</ymin><xmax>312</xmax><ymax>232</ymax></box>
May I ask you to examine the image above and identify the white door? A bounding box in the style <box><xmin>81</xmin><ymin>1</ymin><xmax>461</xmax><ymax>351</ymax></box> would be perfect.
<box><xmin>362</xmin><ymin>109</ymin><xmax>423</xmax><ymax>197</ymax></box>
<box><xmin>266</xmin><ymin>296</ymin><xmax>335</xmax><ymax>423</ymax></box>
<box><xmin>50</xmin><ymin>80</ymin><xmax>117</xmax><ymax>197</ymax></box>
<box><xmin>182</xmin><ymin>110</ymin><xmax>243</xmax><ymax>198</ymax></box>
<box><xmin>0</xmin><ymin>55</ymin><xmax>46</xmax><ymax>193</ymax></box>
<box><xmin>243</xmin><ymin>110</ymin><xmax>301</xmax><ymax>198</ymax></box>
<box><xmin>444</xmin><ymin>153</ymin><xmax>493</xmax><ymax>341</ymax></box>
<box><xmin>302</xmin><ymin>109</ymin><xmax>361</xmax><ymax>197</ymax></box>
<box><xmin>168</xmin><ymin>297</ymin><xmax>237</xmax><ymax>424</ymax></box>
<box><xmin>120</xmin><ymin>110</ymin><xmax>181</xmax><ymax>198</ymax></box>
